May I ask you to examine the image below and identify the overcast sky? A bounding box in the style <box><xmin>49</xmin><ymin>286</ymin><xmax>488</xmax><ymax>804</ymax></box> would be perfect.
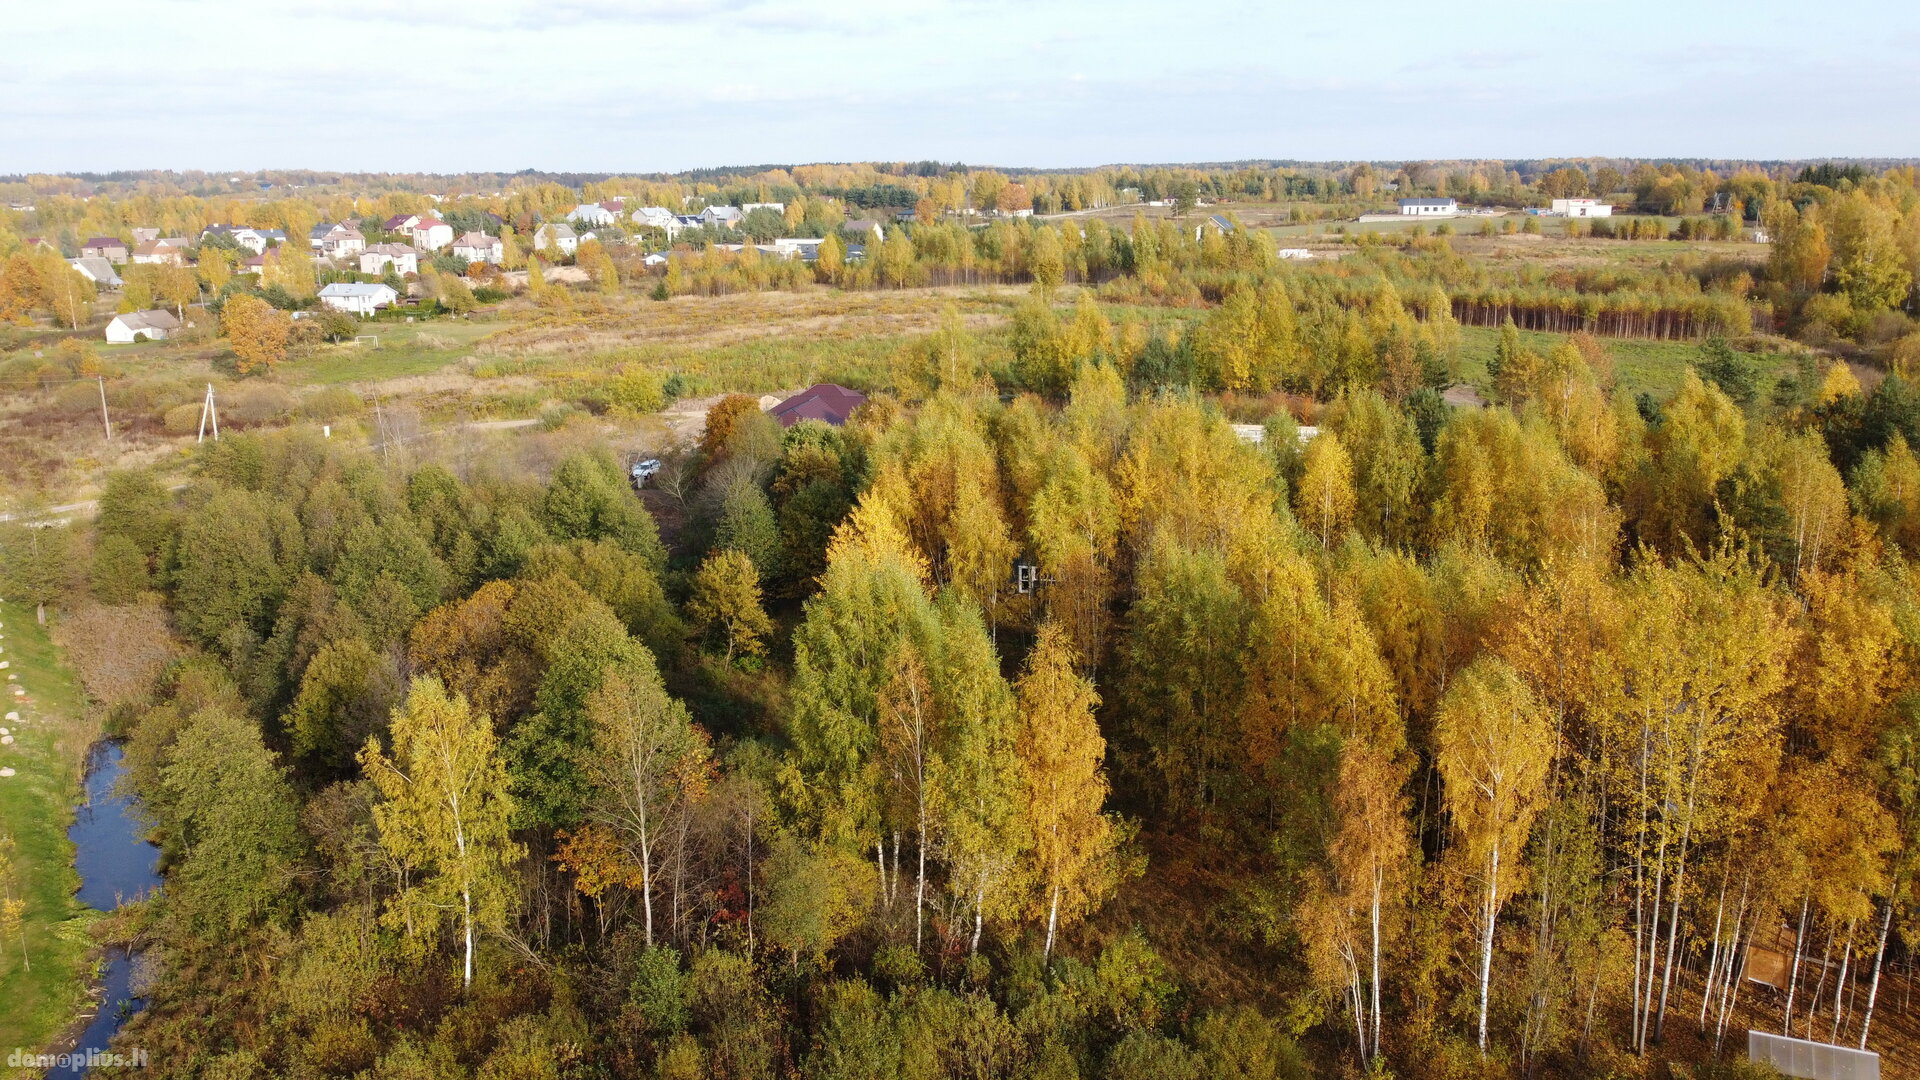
<box><xmin>3</xmin><ymin>0</ymin><xmax>1915</xmax><ymax>174</ymax></box>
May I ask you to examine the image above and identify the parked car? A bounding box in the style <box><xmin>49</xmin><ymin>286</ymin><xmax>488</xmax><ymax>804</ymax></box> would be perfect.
<box><xmin>630</xmin><ymin>458</ymin><xmax>662</xmax><ymax>488</ymax></box>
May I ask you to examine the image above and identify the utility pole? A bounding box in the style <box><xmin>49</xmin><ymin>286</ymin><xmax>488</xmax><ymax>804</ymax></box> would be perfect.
<box><xmin>96</xmin><ymin>375</ymin><xmax>112</xmax><ymax>441</ymax></box>
<box><xmin>196</xmin><ymin>383</ymin><xmax>219</xmax><ymax>442</ymax></box>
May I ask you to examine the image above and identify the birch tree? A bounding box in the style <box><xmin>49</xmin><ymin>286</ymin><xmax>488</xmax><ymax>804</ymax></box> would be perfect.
<box><xmin>1015</xmin><ymin>622</ymin><xmax>1120</xmax><ymax>961</ymax></box>
<box><xmin>582</xmin><ymin>667</ymin><xmax>711</xmax><ymax>947</ymax></box>
<box><xmin>360</xmin><ymin>677</ymin><xmax>521</xmax><ymax>988</ymax></box>
<box><xmin>1436</xmin><ymin>656</ymin><xmax>1555</xmax><ymax>1054</ymax></box>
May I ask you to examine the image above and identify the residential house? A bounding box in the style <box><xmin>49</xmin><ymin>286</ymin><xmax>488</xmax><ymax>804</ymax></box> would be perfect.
<box><xmin>359</xmin><ymin>244</ymin><xmax>420</xmax><ymax>277</ymax></box>
<box><xmin>236</xmin><ymin>254</ymin><xmax>267</xmax><ymax>275</ymax></box>
<box><xmin>130</xmin><ymin>227</ymin><xmax>160</xmax><ymax>245</ymax></box>
<box><xmin>104</xmin><ymin>309</ymin><xmax>182</xmax><ymax>343</ymax></box>
<box><xmin>1397</xmin><ymin>197</ymin><xmax>1458</xmax><ymax>217</ymax></box>
<box><xmin>569</xmin><ymin>203</ymin><xmax>618</xmax><ymax>227</ymax></box>
<box><xmin>310</xmin><ymin>222</ymin><xmax>367</xmax><ymax>258</ymax></box>
<box><xmin>741</xmin><ymin>202</ymin><xmax>785</xmax><ymax>215</ymax></box>
<box><xmin>641</xmin><ymin>252</ymin><xmax>669</xmax><ymax>268</ymax></box>
<box><xmin>1195</xmin><ymin>215</ymin><xmax>1234</xmax><ymax>240</ymax></box>
<box><xmin>768</xmin><ymin>383</ymin><xmax>868</xmax><ymax>428</ymax></box>
<box><xmin>22</xmin><ymin>237</ymin><xmax>55</xmax><ymax>251</ymax></box>
<box><xmin>202</xmin><ymin>225</ymin><xmax>283</xmax><ymax>254</ymax></box>
<box><xmin>317</xmin><ymin>282</ymin><xmax>399</xmax><ymax>315</ymax></box>
<box><xmin>81</xmin><ymin>237</ymin><xmax>130</xmax><ymax>264</ymax></box>
<box><xmin>410</xmin><ymin>216</ymin><xmax>454</xmax><ymax>251</ymax></box>
<box><xmin>534</xmin><ymin>223</ymin><xmax>578</xmax><ymax>255</ymax></box>
<box><xmin>383</xmin><ymin>213</ymin><xmax>422</xmax><ymax>234</ymax></box>
<box><xmin>699</xmin><ymin>205</ymin><xmax>743</xmax><ymax>228</ymax></box>
<box><xmin>843</xmin><ymin>219</ymin><xmax>885</xmax><ymax>242</ymax></box>
<box><xmin>70</xmin><ymin>257</ymin><xmax>124</xmax><ymax>288</ymax></box>
<box><xmin>451</xmin><ymin>231</ymin><xmax>503</xmax><ymax>264</ymax></box>
<box><xmin>631</xmin><ymin>206</ymin><xmax>678</xmax><ymax>232</ymax></box>
<box><xmin>132</xmin><ymin>238</ymin><xmax>193</xmax><ymax>266</ymax></box>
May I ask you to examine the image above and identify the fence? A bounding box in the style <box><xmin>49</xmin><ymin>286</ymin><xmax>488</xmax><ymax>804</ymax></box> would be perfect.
<box><xmin>1747</xmin><ymin>1030</ymin><xmax>1879</xmax><ymax>1080</ymax></box>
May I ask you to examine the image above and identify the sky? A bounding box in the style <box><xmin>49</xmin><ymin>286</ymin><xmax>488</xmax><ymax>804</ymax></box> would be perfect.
<box><xmin>3</xmin><ymin>0</ymin><xmax>1917</xmax><ymax>174</ymax></box>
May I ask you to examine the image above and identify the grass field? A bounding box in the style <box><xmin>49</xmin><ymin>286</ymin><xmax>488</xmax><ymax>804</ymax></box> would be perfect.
<box><xmin>0</xmin><ymin>601</ymin><xmax>98</xmax><ymax>1056</ymax></box>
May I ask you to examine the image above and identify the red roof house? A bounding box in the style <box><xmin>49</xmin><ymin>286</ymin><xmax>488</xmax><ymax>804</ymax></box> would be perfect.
<box><xmin>768</xmin><ymin>383</ymin><xmax>868</xmax><ymax>427</ymax></box>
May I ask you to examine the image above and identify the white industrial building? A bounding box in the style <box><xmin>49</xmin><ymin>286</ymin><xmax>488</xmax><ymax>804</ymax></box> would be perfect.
<box><xmin>1398</xmin><ymin>197</ymin><xmax>1458</xmax><ymax>217</ymax></box>
<box><xmin>1551</xmin><ymin>198</ymin><xmax>1613</xmax><ymax>217</ymax></box>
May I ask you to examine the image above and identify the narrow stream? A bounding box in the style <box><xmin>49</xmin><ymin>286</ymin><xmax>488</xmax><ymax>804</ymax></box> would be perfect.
<box><xmin>65</xmin><ymin>742</ymin><xmax>160</xmax><ymax>1072</ymax></box>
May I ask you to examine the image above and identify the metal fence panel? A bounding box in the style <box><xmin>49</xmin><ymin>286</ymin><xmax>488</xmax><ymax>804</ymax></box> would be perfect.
<box><xmin>1748</xmin><ymin>1030</ymin><xmax>1880</xmax><ymax>1080</ymax></box>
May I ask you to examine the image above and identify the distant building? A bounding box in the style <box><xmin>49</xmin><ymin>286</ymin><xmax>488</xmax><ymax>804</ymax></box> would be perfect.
<box><xmin>359</xmin><ymin>244</ymin><xmax>420</xmax><ymax>277</ymax></box>
<box><xmin>130</xmin><ymin>227</ymin><xmax>160</xmax><ymax>245</ymax></box>
<box><xmin>768</xmin><ymin>383</ymin><xmax>868</xmax><ymax>428</ymax></box>
<box><xmin>80</xmin><ymin>237</ymin><xmax>130</xmax><ymax>264</ymax></box>
<box><xmin>534</xmin><ymin>223</ymin><xmax>579</xmax><ymax>255</ymax></box>
<box><xmin>317</xmin><ymin>282</ymin><xmax>399</xmax><ymax>315</ymax></box>
<box><xmin>700</xmin><ymin>205</ymin><xmax>743</xmax><ymax>228</ymax></box>
<box><xmin>1277</xmin><ymin>248</ymin><xmax>1314</xmax><ymax>260</ymax></box>
<box><xmin>843</xmin><ymin>219</ymin><xmax>885</xmax><ymax>242</ymax></box>
<box><xmin>70</xmin><ymin>257</ymin><xmax>124</xmax><ymax>288</ymax></box>
<box><xmin>451</xmin><ymin>231</ymin><xmax>503</xmax><ymax>264</ymax></box>
<box><xmin>1550</xmin><ymin>198</ymin><xmax>1612</xmax><ymax>218</ymax></box>
<box><xmin>383</xmin><ymin>213</ymin><xmax>422</xmax><ymax>233</ymax></box>
<box><xmin>1195</xmin><ymin>214</ymin><xmax>1234</xmax><ymax>240</ymax></box>
<box><xmin>310</xmin><ymin>222</ymin><xmax>367</xmax><ymax>257</ymax></box>
<box><xmin>769</xmin><ymin>237</ymin><xmax>826</xmax><ymax>261</ymax></box>
<box><xmin>569</xmin><ymin>203</ymin><xmax>619</xmax><ymax>227</ymax></box>
<box><xmin>202</xmin><ymin>225</ymin><xmax>283</xmax><ymax>254</ymax></box>
<box><xmin>742</xmin><ymin>202</ymin><xmax>785</xmax><ymax>215</ymax></box>
<box><xmin>631</xmin><ymin>206</ymin><xmax>678</xmax><ymax>233</ymax></box>
<box><xmin>1397</xmin><ymin>197</ymin><xmax>1458</xmax><ymax>217</ymax></box>
<box><xmin>410</xmin><ymin>216</ymin><xmax>454</xmax><ymax>252</ymax></box>
<box><xmin>105</xmin><ymin>309</ymin><xmax>181</xmax><ymax>343</ymax></box>
<box><xmin>132</xmin><ymin>238</ymin><xmax>193</xmax><ymax>266</ymax></box>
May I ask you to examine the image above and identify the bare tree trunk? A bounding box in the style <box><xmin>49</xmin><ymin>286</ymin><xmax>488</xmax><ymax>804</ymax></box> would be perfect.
<box><xmin>1831</xmin><ymin>923</ymin><xmax>1856</xmax><ymax>1044</ymax></box>
<box><xmin>1860</xmin><ymin>899</ymin><xmax>1894</xmax><ymax>1050</ymax></box>
<box><xmin>1044</xmin><ymin>883</ymin><xmax>1060</xmax><ymax>962</ymax></box>
<box><xmin>1785</xmin><ymin>895</ymin><xmax>1810</xmax><ymax>1034</ymax></box>
<box><xmin>1478</xmin><ymin>846</ymin><xmax>1500</xmax><ymax>1053</ymax></box>
<box><xmin>1700</xmin><ymin>879</ymin><xmax>1728</xmax><ymax>1031</ymax></box>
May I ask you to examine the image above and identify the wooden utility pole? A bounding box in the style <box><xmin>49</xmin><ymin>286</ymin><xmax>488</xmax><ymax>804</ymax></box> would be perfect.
<box><xmin>96</xmin><ymin>375</ymin><xmax>112</xmax><ymax>440</ymax></box>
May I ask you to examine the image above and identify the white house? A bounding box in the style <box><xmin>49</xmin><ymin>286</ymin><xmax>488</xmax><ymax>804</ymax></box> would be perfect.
<box><xmin>700</xmin><ymin>205</ymin><xmax>743</xmax><ymax>228</ymax></box>
<box><xmin>359</xmin><ymin>243</ymin><xmax>419</xmax><ymax>276</ymax></box>
<box><xmin>105</xmin><ymin>309</ymin><xmax>181</xmax><ymax>343</ymax></box>
<box><xmin>741</xmin><ymin>202</ymin><xmax>785</xmax><ymax>215</ymax></box>
<box><xmin>1397</xmin><ymin>197</ymin><xmax>1458</xmax><ymax>217</ymax></box>
<box><xmin>317</xmin><ymin>282</ymin><xmax>398</xmax><ymax>315</ymax></box>
<box><xmin>410</xmin><ymin>216</ymin><xmax>454</xmax><ymax>251</ymax></box>
<box><xmin>1550</xmin><ymin>198</ymin><xmax>1612</xmax><ymax>218</ymax></box>
<box><xmin>70</xmin><ymin>257</ymin><xmax>124</xmax><ymax>288</ymax></box>
<box><xmin>451</xmin><ymin>231</ymin><xmax>504</xmax><ymax>264</ymax></box>
<box><xmin>569</xmin><ymin>203</ymin><xmax>618</xmax><ymax>227</ymax></box>
<box><xmin>202</xmin><ymin>225</ymin><xmax>283</xmax><ymax>254</ymax></box>
<box><xmin>534</xmin><ymin>223</ymin><xmax>579</xmax><ymax>255</ymax></box>
<box><xmin>310</xmin><ymin>222</ymin><xmax>367</xmax><ymax>257</ymax></box>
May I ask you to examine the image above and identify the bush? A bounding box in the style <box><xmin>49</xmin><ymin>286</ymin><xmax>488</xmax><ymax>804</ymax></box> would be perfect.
<box><xmin>603</xmin><ymin>369</ymin><xmax>666</xmax><ymax>415</ymax></box>
<box><xmin>163</xmin><ymin>401</ymin><xmax>206</xmax><ymax>435</ymax></box>
<box><xmin>299</xmin><ymin>386</ymin><xmax>365</xmax><ymax>421</ymax></box>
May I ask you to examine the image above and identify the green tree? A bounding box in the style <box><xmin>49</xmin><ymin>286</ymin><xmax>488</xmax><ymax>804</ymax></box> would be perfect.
<box><xmin>160</xmin><ymin>708</ymin><xmax>303</xmax><ymax>933</ymax></box>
